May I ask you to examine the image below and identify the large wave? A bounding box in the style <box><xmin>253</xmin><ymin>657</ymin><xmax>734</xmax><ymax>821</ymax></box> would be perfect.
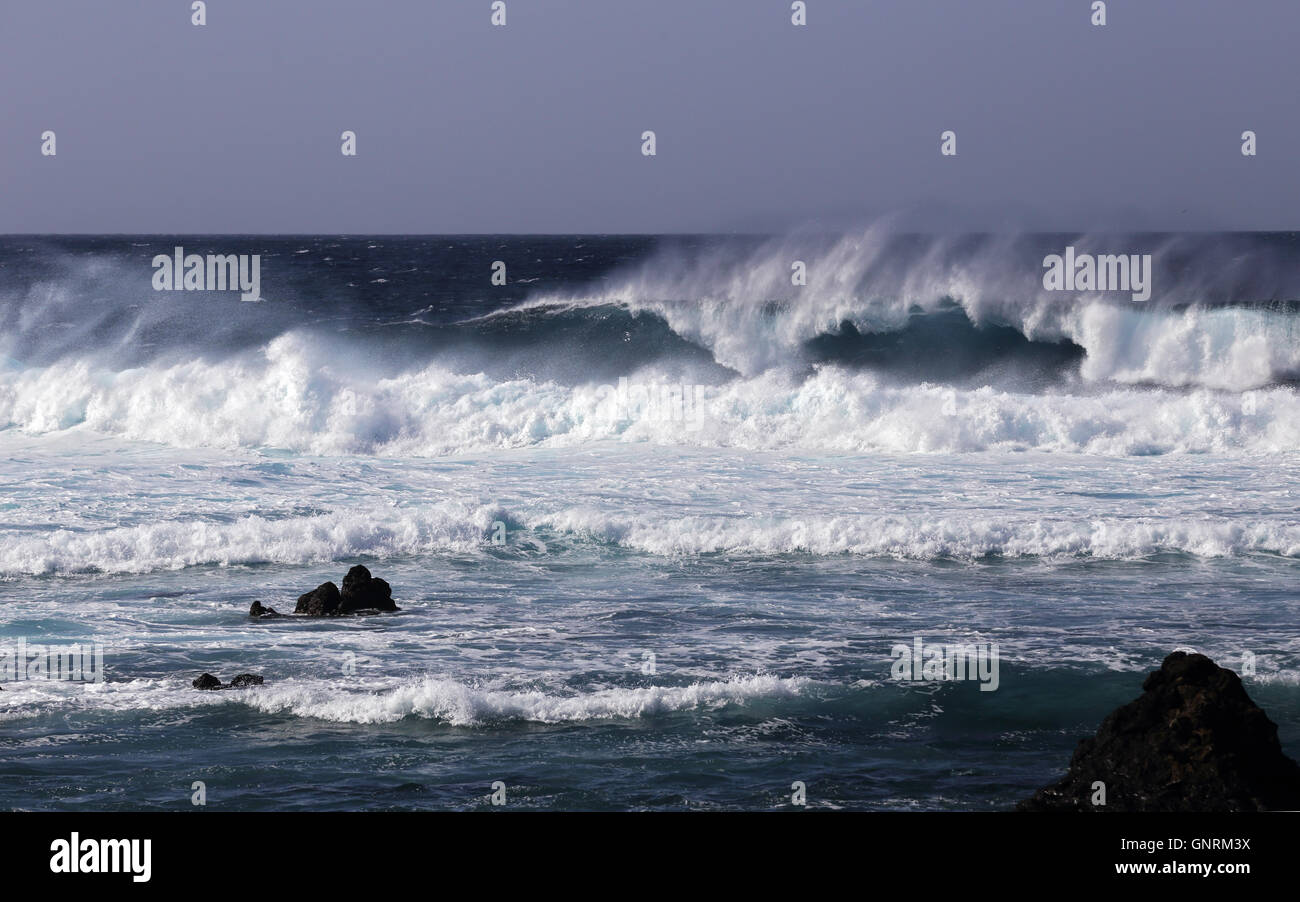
<box><xmin>507</xmin><ymin>227</ymin><xmax>1300</xmax><ymax>387</ymax></box>
<box><xmin>0</xmin><ymin>329</ymin><xmax>1294</xmax><ymax>456</ymax></box>
<box><xmin>2</xmin><ymin>229</ymin><xmax>1298</xmax><ymax>457</ymax></box>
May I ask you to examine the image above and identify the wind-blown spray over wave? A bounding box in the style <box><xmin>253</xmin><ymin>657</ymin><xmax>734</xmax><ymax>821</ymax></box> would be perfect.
<box><xmin>1</xmin><ymin>232</ymin><xmax>1298</xmax><ymax>457</ymax></box>
<box><xmin>509</xmin><ymin>227</ymin><xmax>1300</xmax><ymax>387</ymax></box>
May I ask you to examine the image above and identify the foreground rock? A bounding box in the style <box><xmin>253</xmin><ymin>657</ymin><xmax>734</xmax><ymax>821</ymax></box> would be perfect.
<box><xmin>193</xmin><ymin>672</ymin><xmax>264</xmax><ymax>690</ymax></box>
<box><xmin>1020</xmin><ymin>651</ymin><xmax>1300</xmax><ymax>812</ymax></box>
<box><xmin>292</xmin><ymin>565</ymin><xmax>399</xmax><ymax>616</ymax></box>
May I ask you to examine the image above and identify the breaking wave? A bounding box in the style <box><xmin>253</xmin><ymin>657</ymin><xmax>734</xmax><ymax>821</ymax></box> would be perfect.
<box><xmin>4</xmin><ymin>503</ymin><xmax>1297</xmax><ymax>576</ymax></box>
<box><xmin>507</xmin><ymin>227</ymin><xmax>1300</xmax><ymax>386</ymax></box>
<box><xmin>3</xmin><ymin>229</ymin><xmax>1299</xmax><ymax>458</ymax></box>
<box><xmin>0</xmin><ymin>331</ymin><xmax>1295</xmax><ymax>456</ymax></box>
<box><xmin>0</xmin><ymin>673</ymin><xmax>815</xmax><ymax>726</ymax></box>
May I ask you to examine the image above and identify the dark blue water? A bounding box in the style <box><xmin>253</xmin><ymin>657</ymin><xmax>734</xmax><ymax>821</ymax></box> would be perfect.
<box><xmin>0</xmin><ymin>232</ymin><xmax>1296</xmax><ymax>810</ymax></box>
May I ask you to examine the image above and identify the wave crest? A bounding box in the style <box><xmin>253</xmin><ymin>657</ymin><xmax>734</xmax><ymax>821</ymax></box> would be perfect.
<box><xmin>513</xmin><ymin>228</ymin><xmax>1300</xmax><ymax>389</ymax></box>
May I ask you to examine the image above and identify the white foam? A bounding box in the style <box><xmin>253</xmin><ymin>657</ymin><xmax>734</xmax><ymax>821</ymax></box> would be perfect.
<box><xmin>0</xmin><ymin>501</ymin><xmax>495</xmax><ymax>576</ymax></box>
<box><xmin>3</xmin><ymin>492</ymin><xmax>1296</xmax><ymax>577</ymax></box>
<box><xmin>534</xmin><ymin>508</ymin><xmax>1300</xmax><ymax>560</ymax></box>
<box><xmin>246</xmin><ymin>673</ymin><xmax>813</xmax><ymax>724</ymax></box>
<box><xmin>0</xmin><ymin>332</ymin><xmax>1295</xmax><ymax>457</ymax></box>
<box><xmin>1070</xmin><ymin>304</ymin><xmax>1300</xmax><ymax>390</ymax></box>
<box><xmin>0</xmin><ymin>673</ymin><xmax>815</xmax><ymax>726</ymax></box>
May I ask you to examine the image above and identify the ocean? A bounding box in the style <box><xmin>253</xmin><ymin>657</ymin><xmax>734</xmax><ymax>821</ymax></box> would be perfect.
<box><xmin>1</xmin><ymin>231</ymin><xmax>1297</xmax><ymax>810</ymax></box>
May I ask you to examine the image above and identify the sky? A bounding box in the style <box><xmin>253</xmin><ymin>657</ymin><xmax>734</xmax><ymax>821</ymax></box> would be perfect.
<box><xmin>1</xmin><ymin>0</ymin><xmax>1296</xmax><ymax>233</ymax></box>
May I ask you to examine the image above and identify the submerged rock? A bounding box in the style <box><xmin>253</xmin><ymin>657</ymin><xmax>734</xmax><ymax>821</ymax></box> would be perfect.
<box><xmin>294</xmin><ymin>581</ymin><xmax>342</xmax><ymax>616</ymax></box>
<box><xmin>1020</xmin><ymin>651</ymin><xmax>1300</xmax><ymax>812</ymax></box>
<box><xmin>338</xmin><ymin>564</ymin><xmax>399</xmax><ymax>613</ymax></box>
<box><xmin>192</xmin><ymin>672</ymin><xmax>264</xmax><ymax>690</ymax></box>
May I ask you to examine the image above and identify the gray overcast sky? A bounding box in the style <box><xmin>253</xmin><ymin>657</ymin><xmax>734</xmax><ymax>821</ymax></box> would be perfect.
<box><xmin>1</xmin><ymin>0</ymin><xmax>1295</xmax><ymax>233</ymax></box>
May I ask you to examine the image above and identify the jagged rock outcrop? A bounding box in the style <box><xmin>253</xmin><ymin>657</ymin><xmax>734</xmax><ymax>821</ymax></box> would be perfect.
<box><xmin>1020</xmin><ymin>651</ymin><xmax>1300</xmax><ymax>812</ymax></box>
<box><xmin>249</xmin><ymin>601</ymin><xmax>281</xmax><ymax>618</ymax></box>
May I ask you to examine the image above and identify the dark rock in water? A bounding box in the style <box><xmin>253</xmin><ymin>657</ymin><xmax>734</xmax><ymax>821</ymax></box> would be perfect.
<box><xmin>338</xmin><ymin>564</ymin><xmax>399</xmax><ymax>613</ymax></box>
<box><xmin>1020</xmin><ymin>651</ymin><xmax>1300</xmax><ymax>812</ymax></box>
<box><xmin>192</xmin><ymin>673</ymin><xmax>223</xmax><ymax>690</ymax></box>
<box><xmin>288</xmin><ymin>568</ymin><xmax>399</xmax><ymax>616</ymax></box>
<box><xmin>249</xmin><ymin>601</ymin><xmax>281</xmax><ymax>618</ymax></box>
<box><xmin>192</xmin><ymin>672</ymin><xmax>265</xmax><ymax>690</ymax></box>
<box><xmin>294</xmin><ymin>581</ymin><xmax>342</xmax><ymax>616</ymax></box>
